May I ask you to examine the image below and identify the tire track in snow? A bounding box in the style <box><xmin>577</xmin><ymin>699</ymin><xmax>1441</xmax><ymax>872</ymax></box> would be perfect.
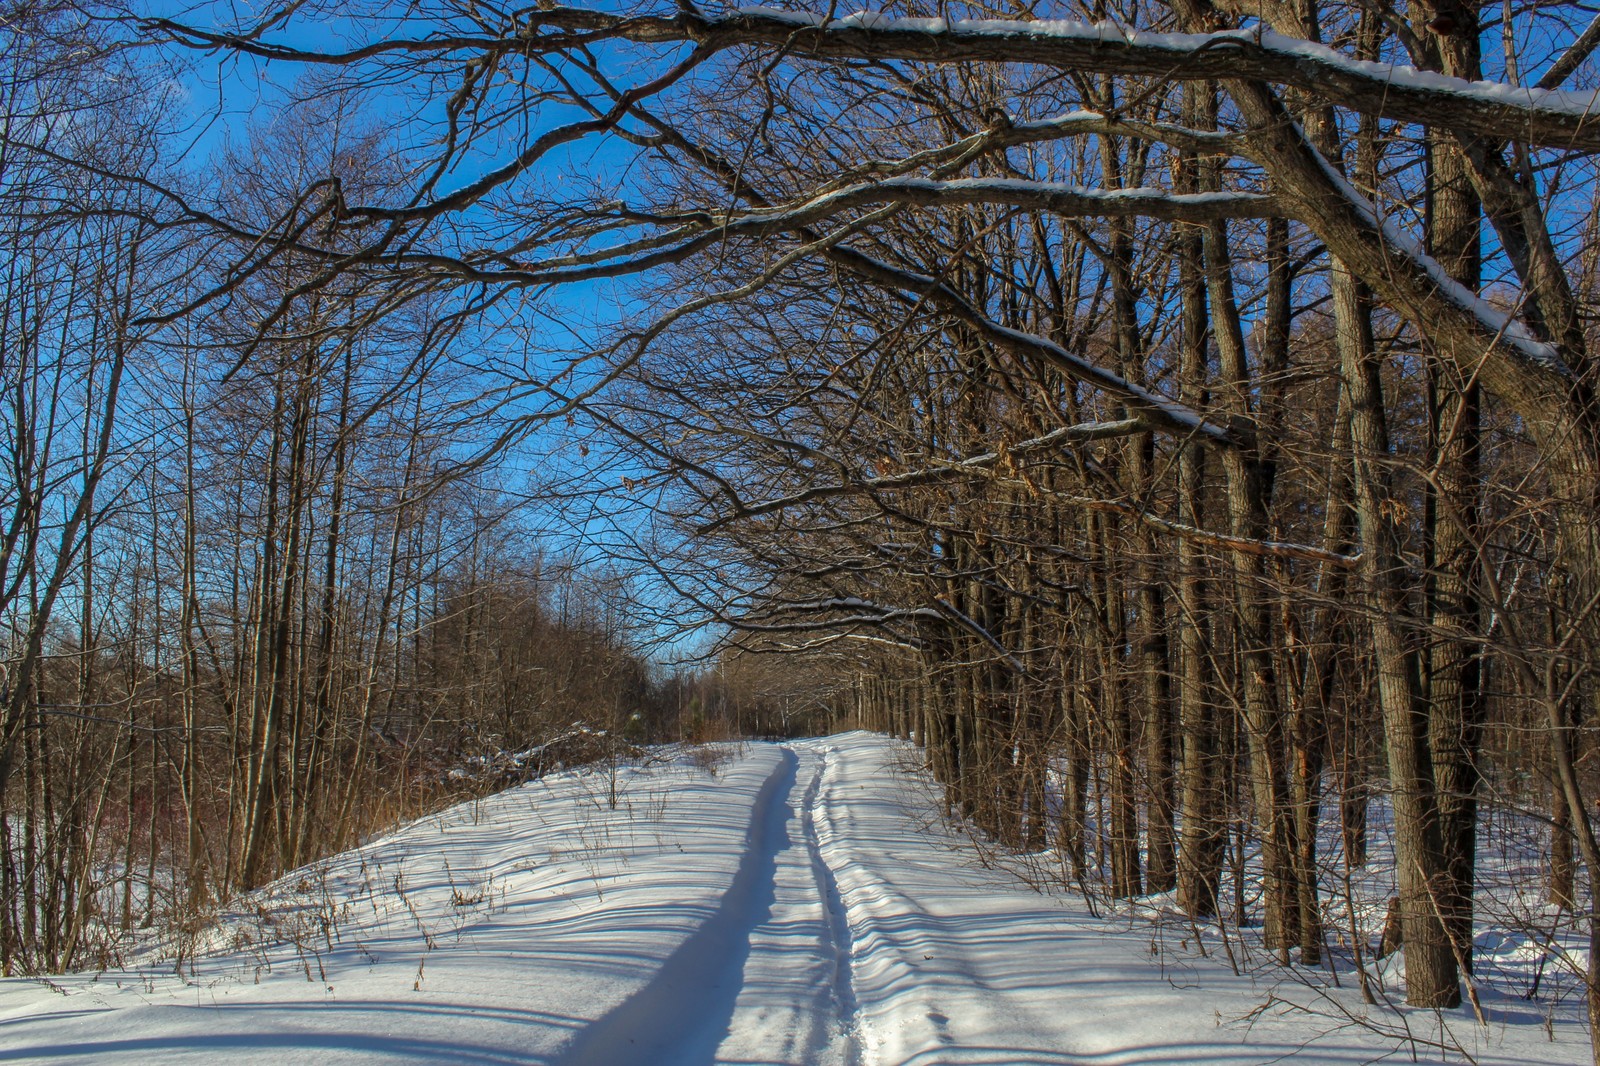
<box><xmin>810</xmin><ymin>742</ymin><xmax>990</xmax><ymax>1062</ymax></box>
<box><xmin>811</xmin><ymin>736</ymin><xmax>1070</xmax><ymax>1064</ymax></box>
<box><xmin>800</xmin><ymin>747</ymin><xmax>862</xmax><ymax>1066</ymax></box>
<box><xmin>554</xmin><ymin>749</ymin><xmax>796</xmax><ymax>1066</ymax></box>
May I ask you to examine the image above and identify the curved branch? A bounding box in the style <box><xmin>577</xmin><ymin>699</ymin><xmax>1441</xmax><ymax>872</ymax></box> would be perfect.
<box><xmin>152</xmin><ymin>8</ymin><xmax>1600</xmax><ymax>152</ymax></box>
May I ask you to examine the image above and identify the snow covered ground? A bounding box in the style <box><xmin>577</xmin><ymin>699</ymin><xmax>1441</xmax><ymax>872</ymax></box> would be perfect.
<box><xmin>0</xmin><ymin>733</ymin><xmax>1586</xmax><ymax>1064</ymax></box>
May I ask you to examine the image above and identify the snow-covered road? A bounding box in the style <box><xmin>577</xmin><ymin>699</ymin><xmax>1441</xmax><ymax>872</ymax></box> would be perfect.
<box><xmin>0</xmin><ymin>734</ymin><xmax>1584</xmax><ymax>1064</ymax></box>
<box><xmin>558</xmin><ymin>746</ymin><xmax>857</xmax><ymax>1066</ymax></box>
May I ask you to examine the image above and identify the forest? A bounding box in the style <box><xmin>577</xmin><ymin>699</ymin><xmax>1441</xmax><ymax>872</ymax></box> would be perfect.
<box><xmin>5</xmin><ymin>0</ymin><xmax>1600</xmax><ymax>1057</ymax></box>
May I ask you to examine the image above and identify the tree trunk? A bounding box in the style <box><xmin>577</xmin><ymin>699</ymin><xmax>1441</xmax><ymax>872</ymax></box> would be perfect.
<box><xmin>1335</xmin><ymin>264</ymin><xmax>1461</xmax><ymax>1008</ymax></box>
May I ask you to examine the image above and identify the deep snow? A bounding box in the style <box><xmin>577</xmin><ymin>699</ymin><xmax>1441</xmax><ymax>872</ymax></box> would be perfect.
<box><xmin>0</xmin><ymin>733</ymin><xmax>1587</xmax><ymax>1064</ymax></box>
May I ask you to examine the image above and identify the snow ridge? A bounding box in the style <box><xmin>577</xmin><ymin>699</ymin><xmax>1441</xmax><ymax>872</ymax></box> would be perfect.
<box><xmin>800</xmin><ymin>748</ymin><xmax>863</xmax><ymax>1064</ymax></box>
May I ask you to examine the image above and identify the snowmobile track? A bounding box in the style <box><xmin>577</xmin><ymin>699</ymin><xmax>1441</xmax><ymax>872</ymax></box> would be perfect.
<box><xmin>555</xmin><ymin>749</ymin><xmax>798</xmax><ymax>1066</ymax></box>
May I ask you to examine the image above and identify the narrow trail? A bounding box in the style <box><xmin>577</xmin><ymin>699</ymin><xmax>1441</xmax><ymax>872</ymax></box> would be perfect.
<box><xmin>555</xmin><ymin>749</ymin><xmax>800</xmax><ymax>1066</ymax></box>
<box><xmin>690</xmin><ymin>744</ymin><xmax>861</xmax><ymax>1066</ymax></box>
<box><xmin>554</xmin><ymin>744</ymin><xmax>861</xmax><ymax>1066</ymax></box>
<box><xmin>799</xmin><ymin>747</ymin><xmax>863</xmax><ymax>1064</ymax></box>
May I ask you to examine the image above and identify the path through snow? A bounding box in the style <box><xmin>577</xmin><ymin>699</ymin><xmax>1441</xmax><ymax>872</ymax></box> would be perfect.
<box><xmin>0</xmin><ymin>733</ymin><xmax>1586</xmax><ymax>1064</ymax></box>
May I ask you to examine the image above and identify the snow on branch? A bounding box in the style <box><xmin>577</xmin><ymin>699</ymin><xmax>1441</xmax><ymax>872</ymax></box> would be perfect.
<box><xmin>458</xmin><ymin>178</ymin><xmax>1280</xmax><ymax>287</ymax></box>
<box><xmin>514</xmin><ymin>7</ymin><xmax>1600</xmax><ymax>153</ymax></box>
<box><xmin>821</xmin><ymin>244</ymin><xmax>1240</xmax><ymax>446</ymax></box>
<box><xmin>717</xmin><ymin>9</ymin><xmax>1600</xmax><ymax>151</ymax></box>
<box><xmin>739</xmin><ymin>176</ymin><xmax>1285</xmax><ymax>225</ymax></box>
<box><xmin>153</xmin><ymin>8</ymin><xmax>1600</xmax><ymax>152</ymax></box>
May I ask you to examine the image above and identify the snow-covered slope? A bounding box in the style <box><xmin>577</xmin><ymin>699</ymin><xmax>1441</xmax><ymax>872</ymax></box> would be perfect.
<box><xmin>0</xmin><ymin>733</ymin><xmax>1584</xmax><ymax>1064</ymax></box>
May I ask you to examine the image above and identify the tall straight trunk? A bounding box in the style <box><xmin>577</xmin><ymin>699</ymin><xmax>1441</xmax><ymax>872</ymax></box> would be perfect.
<box><xmin>1098</xmin><ymin>119</ymin><xmax>1175</xmax><ymax>894</ymax></box>
<box><xmin>1023</xmin><ymin>678</ymin><xmax>1049</xmax><ymax>851</ymax></box>
<box><xmin>1139</xmin><ymin>562</ymin><xmax>1175</xmax><ymax>894</ymax></box>
<box><xmin>977</xmin><ymin>534</ymin><xmax>1021</xmax><ymax>848</ymax></box>
<box><xmin>1173</xmin><ymin>108</ymin><xmax>1224</xmax><ymax>916</ymax></box>
<box><xmin>178</xmin><ymin>367</ymin><xmax>208</xmax><ymax>913</ymax></box>
<box><xmin>1089</xmin><ymin>511</ymin><xmax>1142</xmax><ymax>899</ymax></box>
<box><xmin>241</xmin><ymin>340</ymin><xmax>314</xmax><ymax>888</ymax></box>
<box><xmin>1335</xmin><ymin>263</ymin><xmax>1461</xmax><ymax>1007</ymax></box>
<box><xmin>1203</xmin><ymin>213</ymin><xmax>1298</xmax><ymax>956</ymax></box>
<box><xmin>237</xmin><ymin>375</ymin><xmax>284</xmax><ymax>887</ymax></box>
<box><xmin>1261</xmin><ymin>213</ymin><xmax>1326</xmax><ymax>962</ymax></box>
<box><xmin>20</xmin><ymin>652</ymin><xmax>38</xmax><ymax>963</ymax></box>
<box><xmin>295</xmin><ymin>344</ymin><xmax>349</xmax><ymax>867</ymax></box>
<box><xmin>1175</xmin><ymin>515</ymin><xmax>1222</xmax><ymax>917</ymax></box>
<box><xmin>1422</xmin><ymin>12</ymin><xmax>1487</xmax><ymax>971</ymax></box>
<box><xmin>1282</xmin><ymin>566</ymin><xmax>1326</xmax><ymax>963</ymax></box>
<box><xmin>1017</xmin><ymin>553</ymin><xmax>1050</xmax><ymax>851</ymax></box>
<box><xmin>1294</xmin><ymin>386</ymin><xmax>1355</xmax><ymax>959</ymax></box>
